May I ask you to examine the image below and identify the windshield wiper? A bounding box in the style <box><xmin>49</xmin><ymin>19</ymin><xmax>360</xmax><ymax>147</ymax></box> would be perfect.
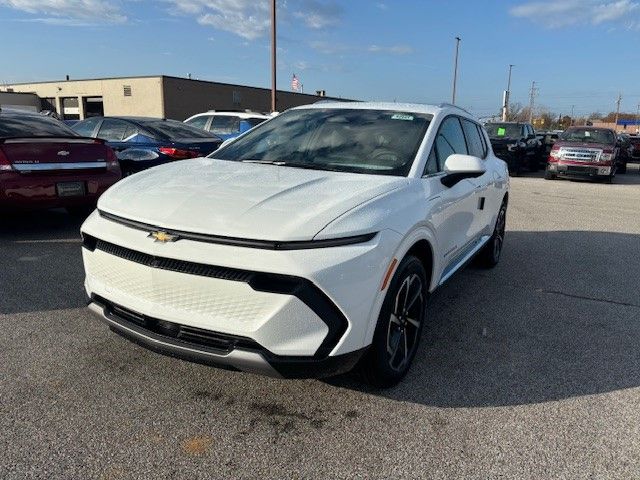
<box><xmin>277</xmin><ymin>162</ymin><xmax>346</xmax><ymax>172</ymax></box>
<box><xmin>240</xmin><ymin>159</ymin><xmax>286</xmax><ymax>165</ymax></box>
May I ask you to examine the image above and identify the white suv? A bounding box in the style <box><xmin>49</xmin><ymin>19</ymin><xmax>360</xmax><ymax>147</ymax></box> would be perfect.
<box><xmin>184</xmin><ymin>111</ymin><xmax>268</xmax><ymax>140</ymax></box>
<box><xmin>81</xmin><ymin>102</ymin><xmax>509</xmax><ymax>386</ymax></box>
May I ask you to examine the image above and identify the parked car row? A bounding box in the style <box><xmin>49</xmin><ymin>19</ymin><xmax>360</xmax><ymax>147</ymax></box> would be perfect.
<box><xmin>484</xmin><ymin>120</ymin><xmax>635</xmax><ymax>183</ymax></box>
<box><xmin>72</xmin><ymin>116</ymin><xmax>222</xmax><ymax>176</ymax></box>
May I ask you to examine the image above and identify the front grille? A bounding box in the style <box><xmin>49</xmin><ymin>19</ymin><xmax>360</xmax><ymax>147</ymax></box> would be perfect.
<box><xmin>94</xmin><ymin>239</ymin><xmax>254</xmax><ymax>283</ymax></box>
<box><xmin>560</xmin><ymin>147</ymin><xmax>600</xmax><ymax>162</ymax></box>
<box><xmin>95</xmin><ymin>295</ymin><xmax>261</xmax><ymax>353</ymax></box>
<box><xmin>566</xmin><ymin>165</ymin><xmax>598</xmax><ymax>174</ymax></box>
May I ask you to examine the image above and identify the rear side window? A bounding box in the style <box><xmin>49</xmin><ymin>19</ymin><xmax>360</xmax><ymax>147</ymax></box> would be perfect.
<box><xmin>72</xmin><ymin>117</ymin><xmax>101</xmax><ymax>137</ymax></box>
<box><xmin>247</xmin><ymin>117</ymin><xmax>266</xmax><ymax>128</ymax></box>
<box><xmin>97</xmin><ymin>119</ymin><xmax>129</xmax><ymax>142</ymax></box>
<box><xmin>209</xmin><ymin>116</ymin><xmax>240</xmax><ymax>135</ymax></box>
<box><xmin>434</xmin><ymin>116</ymin><xmax>467</xmax><ymax>165</ymax></box>
<box><xmin>461</xmin><ymin>119</ymin><xmax>485</xmax><ymax>158</ymax></box>
<box><xmin>0</xmin><ymin>114</ymin><xmax>77</xmax><ymax>138</ymax></box>
<box><xmin>142</xmin><ymin>120</ymin><xmax>217</xmax><ymax>139</ymax></box>
<box><xmin>185</xmin><ymin>115</ymin><xmax>210</xmax><ymax>130</ymax></box>
<box><xmin>476</xmin><ymin>124</ymin><xmax>488</xmax><ymax>157</ymax></box>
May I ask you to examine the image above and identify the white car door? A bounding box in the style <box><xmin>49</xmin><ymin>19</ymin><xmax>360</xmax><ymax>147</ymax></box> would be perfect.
<box><xmin>422</xmin><ymin>116</ymin><xmax>483</xmax><ymax>283</ymax></box>
<box><xmin>460</xmin><ymin>118</ymin><xmax>495</xmax><ymax>238</ymax></box>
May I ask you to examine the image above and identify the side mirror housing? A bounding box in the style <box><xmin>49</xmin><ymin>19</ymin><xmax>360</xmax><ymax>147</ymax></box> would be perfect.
<box><xmin>441</xmin><ymin>154</ymin><xmax>486</xmax><ymax>188</ymax></box>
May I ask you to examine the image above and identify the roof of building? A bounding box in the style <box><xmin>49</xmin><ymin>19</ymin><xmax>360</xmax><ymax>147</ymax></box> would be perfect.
<box><xmin>4</xmin><ymin>75</ymin><xmax>347</xmax><ymax>101</ymax></box>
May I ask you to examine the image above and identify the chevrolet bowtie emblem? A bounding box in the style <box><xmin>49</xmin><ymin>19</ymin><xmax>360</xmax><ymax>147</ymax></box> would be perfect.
<box><xmin>148</xmin><ymin>231</ymin><xmax>178</xmax><ymax>243</ymax></box>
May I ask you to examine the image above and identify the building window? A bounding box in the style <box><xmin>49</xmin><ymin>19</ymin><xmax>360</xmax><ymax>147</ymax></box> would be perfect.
<box><xmin>123</xmin><ymin>85</ymin><xmax>132</xmax><ymax>97</ymax></box>
<box><xmin>232</xmin><ymin>91</ymin><xmax>241</xmax><ymax>106</ymax></box>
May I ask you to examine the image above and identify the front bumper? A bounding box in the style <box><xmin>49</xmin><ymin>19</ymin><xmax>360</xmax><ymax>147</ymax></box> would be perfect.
<box><xmin>549</xmin><ymin>162</ymin><xmax>612</xmax><ymax>178</ymax></box>
<box><xmin>88</xmin><ymin>297</ymin><xmax>365</xmax><ymax>378</ymax></box>
<box><xmin>81</xmin><ymin>210</ymin><xmax>399</xmax><ymax>375</ymax></box>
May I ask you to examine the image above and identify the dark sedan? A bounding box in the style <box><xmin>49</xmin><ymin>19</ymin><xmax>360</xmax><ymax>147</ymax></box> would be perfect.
<box><xmin>72</xmin><ymin>117</ymin><xmax>222</xmax><ymax>175</ymax></box>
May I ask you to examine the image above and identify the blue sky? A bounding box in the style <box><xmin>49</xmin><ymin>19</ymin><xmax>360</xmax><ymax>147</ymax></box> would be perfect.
<box><xmin>2</xmin><ymin>0</ymin><xmax>640</xmax><ymax>117</ymax></box>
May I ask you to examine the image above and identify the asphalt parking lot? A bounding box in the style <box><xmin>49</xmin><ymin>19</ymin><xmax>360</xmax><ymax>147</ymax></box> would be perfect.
<box><xmin>1</xmin><ymin>166</ymin><xmax>640</xmax><ymax>479</ymax></box>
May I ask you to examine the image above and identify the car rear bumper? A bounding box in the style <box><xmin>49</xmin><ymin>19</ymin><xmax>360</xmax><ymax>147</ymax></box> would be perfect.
<box><xmin>0</xmin><ymin>170</ymin><xmax>120</xmax><ymax>210</ymax></box>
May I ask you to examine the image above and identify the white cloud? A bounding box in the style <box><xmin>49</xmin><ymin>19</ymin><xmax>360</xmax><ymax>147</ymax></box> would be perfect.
<box><xmin>0</xmin><ymin>0</ymin><xmax>127</xmax><ymax>24</ymax></box>
<box><xmin>368</xmin><ymin>44</ymin><xmax>413</xmax><ymax>55</ymax></box>
<box><xmin>510</xmin><ymin>0</ymin><xmax>640</xmax><ymax>28</ymax></box>
<box><xmin>310</xmin><ymin>40</ymin><xmax>413</xmax><ymax>56</ymax></box>
<box><xmin>167</xmin><ymin>0</ymin><xmax>342</xmax><ymax>40</ymax></box>
<box><xmin>169</xmin><ymin>0</ymin><xmax>269</xmax><ymax>40</ymax></box>
<box><xmin>293</xmin><ymin>0</ymin><xmax>342</xmax><ymax>29</ymax></box>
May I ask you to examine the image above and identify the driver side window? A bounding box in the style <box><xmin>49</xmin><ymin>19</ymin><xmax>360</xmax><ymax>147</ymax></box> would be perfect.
<box><xmin>424</xmin><ymin>116</ymin><xmax>468</xmax><ymax>175</ymax></box>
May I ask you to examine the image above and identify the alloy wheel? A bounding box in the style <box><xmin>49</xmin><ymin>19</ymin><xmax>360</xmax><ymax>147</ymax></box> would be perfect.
<box><xmin>386</xmin><ymin>273</ymin><xmax>424</xmax><ymax>372</ymax></box>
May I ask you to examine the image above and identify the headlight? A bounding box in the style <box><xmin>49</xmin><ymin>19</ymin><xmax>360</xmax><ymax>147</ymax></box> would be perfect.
<box><xmin>599</xmin><ymin>152</ymin><xmax>614</xmax><ymax>161</ymax></box>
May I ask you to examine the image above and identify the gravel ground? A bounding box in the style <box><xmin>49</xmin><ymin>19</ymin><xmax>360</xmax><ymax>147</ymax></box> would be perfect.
<box><xmin>1</xmin><ymin>166</ymin><xmax>639</xmax><ymax>479</ymax></box>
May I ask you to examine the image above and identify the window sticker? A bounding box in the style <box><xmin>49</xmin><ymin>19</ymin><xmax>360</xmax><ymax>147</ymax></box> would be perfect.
<box><xmin>584</xmin><ymin>131</ymin><xmax>591</xmax><ymax>137</ymax></box>
<box><xmin>391</xmin><ymin>113</ymin><xmax>414</xmax><ymax>121</ymax></box>
<box><xmin>497</xmin><ymin>127</ymin><xmax>506</xmax><ymax>136</ymax></box>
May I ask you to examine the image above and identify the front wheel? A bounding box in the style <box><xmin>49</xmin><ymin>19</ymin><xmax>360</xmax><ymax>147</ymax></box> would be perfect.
<box><xmin>476</xmin><ymin>201</ymin><xmax>507</xmax><ymax>268</ymax></box>
<box><xmin>357</xmin><ymin>255</ymin><xmax>427</xmax><ymax>388</ymax></box>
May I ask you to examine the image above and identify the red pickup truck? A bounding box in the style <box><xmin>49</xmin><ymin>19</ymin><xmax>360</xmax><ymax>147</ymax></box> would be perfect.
<box><xmin>545</xmin><ymin>126</ymin><xmax>618</xmax><ymax>183</ymax></box>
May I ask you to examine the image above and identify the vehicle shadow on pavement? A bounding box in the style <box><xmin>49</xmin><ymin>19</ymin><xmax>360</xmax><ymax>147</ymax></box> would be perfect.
<box><xmin>0</xmin><ymin>209</ymin><xmax>87</xmax><ymax>315</ymax></box>
<box><xmin>331</xmin><ymin>230</ymin><xmax>640</xmax><ymax>407</ymax></box>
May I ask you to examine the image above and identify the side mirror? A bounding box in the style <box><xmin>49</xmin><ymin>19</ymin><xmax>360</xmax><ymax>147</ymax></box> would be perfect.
<box><xmin>441</xmin><ymin>154</ymin><xmax>486</xmax><ymax>187</ymax></box>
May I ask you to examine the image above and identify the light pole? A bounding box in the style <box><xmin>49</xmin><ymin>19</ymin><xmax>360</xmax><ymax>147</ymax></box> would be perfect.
<box><xmin>502</xmin><ymin>64</ymin><xmax>514</xmax><ymax>121</ymax></box>
<box><xmin>270</xmin><ymin>0</ymin><xmax>276</xmax><ymax>113</ymax></box>
<box><xmin>451</xmin><ymin>36</ymin><xmax>461</xmax><ymax>105</ymax></box>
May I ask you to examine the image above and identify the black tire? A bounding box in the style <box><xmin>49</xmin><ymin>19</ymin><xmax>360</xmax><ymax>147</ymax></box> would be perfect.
<box><xmin>66</xmin><ymin>205</ymin><xmax>95</xmax><ymax>218</ymax></box>
<box><xmin>358</xmin><ymin>255</ymin><xmax>427</xmax><ymax>388</ymax></box>
<box><xmin>476</xmin><ymin>201</ymin><xmax>507</xmax><ymax>268</ymax></box>
<box><xmin>618</xmin><ymin>163</ymin><xmax>627</xmax><ymax>174</ymax></box>
<box><xmin>529</xmin><ymin>155</ymin><xmax>540</xmax><ymax>172</ymax></box>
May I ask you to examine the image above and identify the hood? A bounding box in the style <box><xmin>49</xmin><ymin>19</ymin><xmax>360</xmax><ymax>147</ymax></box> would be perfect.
<box><xmin>489</xmin><ymin>137</ymin><xmax>521</xmax><ymax>144</ymax></box>
<box><xmin>553</xmin><ymin>141</ymin><xmax>612</xmax><ymax>150</ymax></box>
<box><xmin>98</xmin><ymin>158</ymin><xmax>406</xmax><ymax>241</ymax></box>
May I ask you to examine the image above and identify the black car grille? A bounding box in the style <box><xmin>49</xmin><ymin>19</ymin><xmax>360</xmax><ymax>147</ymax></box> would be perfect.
<box><xmin>93</xmin><ymin>239</ymin><xmax>254</xmax><ymax>283</ymax></box>
<box><xmin>96</xmin><ymin>295</ymin><xmax>260</xmax><ymax>353</ymax></box>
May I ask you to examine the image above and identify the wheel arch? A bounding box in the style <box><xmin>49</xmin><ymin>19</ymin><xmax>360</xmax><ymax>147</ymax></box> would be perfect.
<box><xmin>405</xmin><ymin>239</ymin><xmax>434</xmax><ymax>293</ymax></box>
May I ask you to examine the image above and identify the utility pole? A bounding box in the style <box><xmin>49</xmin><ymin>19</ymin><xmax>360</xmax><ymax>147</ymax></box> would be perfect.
<box><xmin>528</xmin><ymin>81</ymin><xmax>537</xmax><ymax>124</ymax></box>
<box><xmin>636</xmin><ymin>103</ymin><xmax>640</xmax><ymax>134</ymax></box>
<box><xmin>614</xmin><ymin>93</ymin><xmax>622</xmax><ymax>132</ymax></box>
<box><xmin>570</xmin><ymin>105</ymin><xmax>575</xmax><ymax>126</ymax></box>
<box><xmin>270</xmin><ymin>0</ymin><xmax>277</xmax><ymax>113</ymax></box>
<box><xmin>502</xmin><ymin>64</ymin><xmax>514</xmax><ymax>121</ymax></box>
<box><xmin>451</xmin><ymin>36</ymin><xmax>461</xmax><ymax>105</ymax></box>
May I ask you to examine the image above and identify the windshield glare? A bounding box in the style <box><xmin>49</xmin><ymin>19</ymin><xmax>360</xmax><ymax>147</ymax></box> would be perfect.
<box><xmin>560</xmin><ymin>128</ymin><xmax>615</xmax><ymax>145</ymax></box>
<box><xmin>211</xmin><ymin>108</ymin><xmax>431</xmax><ymax>176</ymax></box>
<box><xmin>485</xmin><ymin>123</ymin><xmax>523</xmax><ymax>138</ymax></box>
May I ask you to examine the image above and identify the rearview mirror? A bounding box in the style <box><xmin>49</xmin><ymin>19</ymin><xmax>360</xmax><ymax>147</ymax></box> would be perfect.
<box><xmin>441</xmin><ymin>154</ymin><xmax>486</xmax><ymax>188</ymax></box>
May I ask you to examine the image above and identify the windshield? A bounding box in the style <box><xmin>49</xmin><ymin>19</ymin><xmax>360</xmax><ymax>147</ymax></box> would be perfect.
<box><xmin>0</xmin><ymin>114</ymin><xmax>78</xmax><ymax>138</ymax></box>
<box><xmin>211</xmin><ymin>108</ymin><xmax>431</xmax><ymax>176</ymax></box>
<box><xmin>485</xmin><ymin>123</ymin><xmax>523</xmax><ymax>138</ymax></box>
<box><xmin>560</xmin><ymin>128</ymin><xmax>615</xmax><ymax>145</ymax></box>
<box><xmin>141</xmin><ymin>120</ymin><xmax>219</xmax><ymax>140</ymax></box>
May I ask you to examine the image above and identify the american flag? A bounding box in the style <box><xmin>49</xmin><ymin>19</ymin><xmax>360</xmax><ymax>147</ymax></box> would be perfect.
<box><xmin>291</xmin><ymin>73</ymin><xmax>300</xmax><ymax>92</ymax></box>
